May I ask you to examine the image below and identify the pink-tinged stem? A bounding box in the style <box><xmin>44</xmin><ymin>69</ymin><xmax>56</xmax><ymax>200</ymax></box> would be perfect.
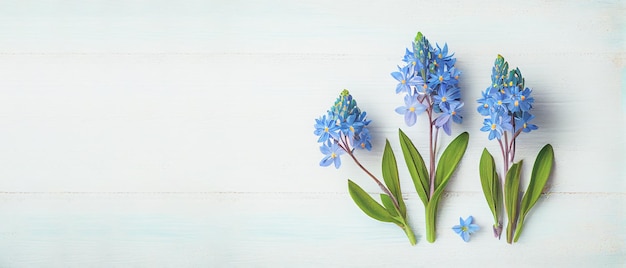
<box><xmin>337</xmin><ymin>137</ymin><xmax>400</xmax><ymax>210</ymax></box>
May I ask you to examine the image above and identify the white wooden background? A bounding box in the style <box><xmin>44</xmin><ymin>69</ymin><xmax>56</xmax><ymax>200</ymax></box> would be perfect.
<box><xmin>0</xmin><ymin>0</ymin><xmax>624</xmax><ymax>267</ymax></box>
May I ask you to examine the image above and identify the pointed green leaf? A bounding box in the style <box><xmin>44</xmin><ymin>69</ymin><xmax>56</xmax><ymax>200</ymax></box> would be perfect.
<box><xmin>434</xmin><ymin>132</ymin><xmax>469</xmax><ymax>192</ymax></box>
<box><xmin>504</xmin><ymin>161</ymin><xmax>523</xmax><ymax>243</ymax></box>
<box><xmin>382</xmin><ymin>139</ymin><xmax>406</xmax><ymax>217</ymax></box>
<box><xmin>515</xmin><ymin>144</ymin><xmax>555</xmax><ymax>242</ymax></box>
<box><xmin>398</xmin><ymin>129</ymin><xmax>430</xmax><ymax>206</ymax></box>
<box><xmin>348</xmin><ymin>180</ymin><xmax>394</xmax><ymax>223</ymax></box>
<box><xmin>479</xmin><ymin>148</ymin><xmax>500</xmax><ymax>224</ymax></box>
<box><xmin>520</xmin><ymin>144</ymin><xmax>554</xmax><ymax>218</ymax></box>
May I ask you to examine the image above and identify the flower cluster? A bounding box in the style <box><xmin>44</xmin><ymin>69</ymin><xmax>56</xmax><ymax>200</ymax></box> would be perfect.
<box><xmin>476</xmin><ymin>55</ymin><xmax>554</xmax><ymax>244</ymax></box>
<box><xmin>392</xmin><ymin>32</ymin><xmax>463</xmax><ymax>135</ymax></box>
<box><xmin>314</xmin><ymin>89</ymin><xmax>372</xmax><ymax>168</ymax></box>
<box><xmin>391</xmin><ymin>32</ymin><xmax>470</xmax><ymax>243</ymax></box>
<box><xmin>477</xmin><ymin>55</ymin><xmax>537</xmax><ymax>140</ymax></box>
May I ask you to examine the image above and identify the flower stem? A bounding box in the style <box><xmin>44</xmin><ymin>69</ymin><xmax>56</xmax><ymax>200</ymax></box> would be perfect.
<box><xmin>343</xmin><ymin>142</ymin><xmax>400</xmax><ymax>210</ymax></box>
<box><xmin>428</xmin><ymin>106</ymin><xmax>436</xmax><ymax>198</ymax></box>
<box><xmin>401</xmin><ymin>218</ymin><xmax>417</xmax><ymax>245</ymax></box>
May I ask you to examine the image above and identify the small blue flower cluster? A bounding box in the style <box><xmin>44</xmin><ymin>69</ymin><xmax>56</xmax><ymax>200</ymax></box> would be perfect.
<box><xmin>477</xmin><ymin>55</ymin><xmax>537</xmax><ymax>140</ymax></box>
<box><xmin>314</xmin><ymin>90</ymin><xmax>372</xmax><ymax>168</ymax></box>
<box><xmin>392</xmin><ymin>32</ymin><xmax>463</xmax><ymax>135</ymax></box>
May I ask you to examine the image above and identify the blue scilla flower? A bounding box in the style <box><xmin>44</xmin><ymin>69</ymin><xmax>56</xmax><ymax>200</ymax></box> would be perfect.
<box><xmin>452</xmin><ymin>216</ymin><xmax>480</xmax><ymax>242</ymax></box>
<box><xmin>515</xmin><ymin>112</ymin><xmax>538</xmax><ymax>133</ymax></box>
<box><xmin>435</xmin><ymin>102</ymin><xmax>464</xmax><ymax>136</ymax></box>
<box><xmin>356</xmin><ymin>127</ymin><xmax>372</xmax><ymax>151</ymax></box>
<box><xmin>434</xmin><ymin>43</ymin><xmax>453</xmax><ymax>63</ymax></box>
<box><xmin>391</xmin><ymin>65</ymin><xmax>424</xmax><ymax>94</ymax></box>
<box><xmin>341</xmin><ymin>114</ymin><xmax>365</xmax><ymax>143</ymax></box>
<box><xmin>320</xmin><ymin>141</ymin><xmax>344</xmax><ymax>168</ymax></box>
<box><xmin>396</xmin><ymin>94</ymin><xmax>427</xmax><ymax>126</ymax></box>
<box><xmin>402</xmin><ymin>45</ymin><xmax>422</xmax><ymax>73</ymax></box>
<box><xmin>477</xmin><ymin>90</ymin><xmax>493</xmax><ymax>116</ymax></box>
<box><xmin>481</xmin><ymin>113</ymin><xmax>512</xmax><ymax>140</ymax></box>
<box><xmin>427</xmin><ymin>67</ymin><xmax>452</xmax><ymax>90</ymax></box>
<box><xmin>314</xmin><ymin>114</ymin><xmax>340</xmax><ymax>143</ymax></box>
<box><xmin>434</xmin><ymin>86</ymin><xmax>461</xmax><ymax>111</ymax></box>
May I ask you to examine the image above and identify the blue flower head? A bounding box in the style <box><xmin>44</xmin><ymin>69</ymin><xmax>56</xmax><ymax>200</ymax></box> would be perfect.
<box><xmin>452</xmin><ymin>216</ymin><xmax>480</xmax><ymax>242</ymax></box>
<box><xmin>315</xmin><ymin>90</ymin><xmax>373</xmax><ymax>168</ymax></box>
<box><xmin>477</xmin><ymin>55</ymin><xmax>538</xmax><ymax>140</ymax></box>
<box><xmin>393</xmin><ymin>32</ymin><xmax>463</xmax><ymax>133</ymax></box>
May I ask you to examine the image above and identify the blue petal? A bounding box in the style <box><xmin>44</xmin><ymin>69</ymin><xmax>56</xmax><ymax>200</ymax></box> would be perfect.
<box><xmin>395</xmin><ymin>106</ymin><xmax>407</xmax><ymax>115</ymax></box>
<box><xmin>468</xmin><ymin>224</ymin><xmax>480</xmax><ymax>233</ymax></box>
<box><xmin>391</xmin><ymin>72</ymin><xmax>403</xmax><ymax>81</ymax></box>
<box><xmin>320</xmin><ymin>156</ymin><xmax>333</xmax><ymax>167</ymax></box>
<box><xmin>406</xmin><ymin>112</ymin><xmax>417</xmax><ymax>126</ymax></box>
<box><xmin>452</xmin><ymin>226</ymin><xmax>462</xmax><ymax>234</ymax></box>
<box><xmin>333</xmin><ymin>157</ymin><xmax>342</xmax><ymax>169</ymax></box>
<box><xmin>461</xmin><ymin>231</ymin><xmax>470</xmax><ymax>242</ymax></box>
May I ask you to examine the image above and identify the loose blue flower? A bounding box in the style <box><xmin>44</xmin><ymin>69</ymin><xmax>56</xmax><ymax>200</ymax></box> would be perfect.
<box><xmin>395</xmin><ymin>94</ymin><xmax>427</xmax><ymax>126</ymax></box>
<box><xmin>319</xmin><ymin>141</ymin><xmax>344</xmax><ymax>169</ymax></box>
<box><xmin>452</xmin><ymin>216</ymin><xmax>480</xmax><ymax>242</ymax></box>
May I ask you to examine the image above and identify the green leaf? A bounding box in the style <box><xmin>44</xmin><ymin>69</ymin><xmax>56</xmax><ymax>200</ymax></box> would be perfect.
<box><xmin>514</xmin><ymin>144</ymin><xmax>555</xmax><ymax>242</ymax></box>
<box><xmin>398</xmin><ymin>129</ymin><xmax>429</xmax><ymax>206</ymax></box>
<box><xmin>382</xmin><ymin>139</ymin><xmax>406</xmax><ymax>217</ymax></box>
<box><xmin>479</xmin><ymin>148</ymin><xmax>501</xmax><ymax>224</ymax></box>
<box><xmin>434</xmin><ymin>132</ymin><xmax>469</xmax><ymax>192</ymax></box>
<box><xmin>348</xmin><ymin>180</ymin><xmax>394</xmax><ymax>223</ymax></box>
<box><xmin>380</xmin><ymin>194</ymin><xmax>399</xmax><ymax>218</ymax></box>
<box><xmin>504</xmin><ymin>161</ymin><xmax>523</xmax><ymax>243</ymax></box>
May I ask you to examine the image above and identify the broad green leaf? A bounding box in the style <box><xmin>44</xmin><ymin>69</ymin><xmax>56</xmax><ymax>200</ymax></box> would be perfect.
<box><xmin>399</xmin><ymin>129</ymin><xmax>429</xmax><ymax>207</ymax></box>
<box><xmin>519</xmin><ymin>144</ymin><xmax>554</xmax><ymax>218</ymax></box>
<box><xmin>348</xmin><ymin>180</ymin><xmax>394</xmax><ymax>223</ymax></box>
<box><xmin>434</xmin><ymin>132</ymin><xmax>469</xmax><ymax>191</ymax></box>
<box><xmin>515</xmin><ymin>144</ymin><xmax>555</xmax><ymax>242</ymax></box>
<box><xmin>479</xmin><ymin>148</ymin><xmax>500</xmax><ymax>224</ymax></box>
<box><xmin>504</xmin><ymin>161</ymin><xmax>522</xmax><ymax>243</ymax></box>
<box><xmin>382</xmin><ymin>139</ymin><xmax>406</xmax><ymax>217</ymax></box>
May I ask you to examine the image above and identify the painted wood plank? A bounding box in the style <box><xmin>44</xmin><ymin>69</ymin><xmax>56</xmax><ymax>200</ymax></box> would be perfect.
<box><xmin>0</xmin><ymin>192</ymin><xmax>623</xmax><ymax>267</ymax></box>
<box><xmin>0</xmin><ymin>52</ymin><xmax>622</xmax><ymax>193</ymax></box>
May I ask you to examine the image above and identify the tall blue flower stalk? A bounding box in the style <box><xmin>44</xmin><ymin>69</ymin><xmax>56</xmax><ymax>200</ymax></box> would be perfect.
<box><xmin>477</xmin><ymin>55</ymin><xmax>554</xmax><ymax>244</ymax></box>
<box><xmin>392</xmin><ymin>32</ymin><xmax>469</xmax><ymax>243</ymax></box>
<box><xmin>314</xmin><ymin>89</ymin><xmax>417</xmax><ymax>245</ymax></box>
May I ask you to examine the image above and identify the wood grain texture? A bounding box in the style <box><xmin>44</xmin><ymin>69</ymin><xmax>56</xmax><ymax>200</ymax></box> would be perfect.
<box><xmin>0</xmin><ymin>0</ymin><xmax>624</xmax><ymax>266</ymax></box>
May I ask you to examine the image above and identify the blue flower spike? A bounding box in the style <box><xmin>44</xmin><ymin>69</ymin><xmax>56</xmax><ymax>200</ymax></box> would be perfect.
<box><xmin>452</xmin><ymin>216</ymin><xmax>480</xmax><ymax>242</ymax></box>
